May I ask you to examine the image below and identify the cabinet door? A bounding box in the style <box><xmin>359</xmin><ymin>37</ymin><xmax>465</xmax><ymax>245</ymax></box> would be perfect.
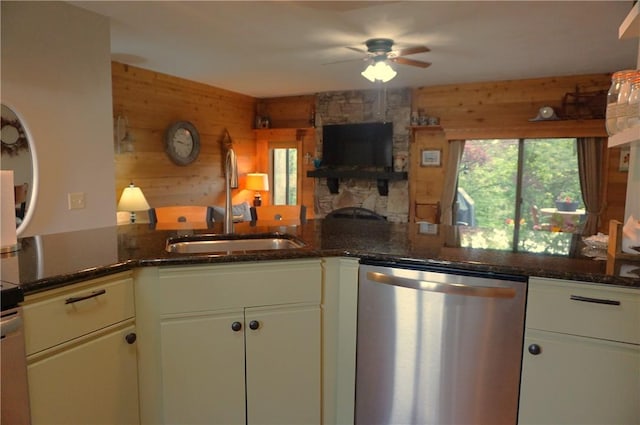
<box><xmin>160</xmin><ymin>310</ymin><xmax>245</xmax><ymax>425</ymax></box>
<box><xmin>245</xmin><ymin>304</ymin><xmax>321</xmax><ymax>425</ymax></box>
<box><xmin>519</xmin><ymin>329</ymin><xmax>640</xmax><ymax>425</ymax></box>
<box><xmin>28</xmin><ymin>325</ymin><xmax>139</xmax><ymax>425</ymax></box>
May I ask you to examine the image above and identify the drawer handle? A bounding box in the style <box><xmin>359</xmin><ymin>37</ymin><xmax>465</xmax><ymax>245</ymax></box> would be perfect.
<box><xmin>65</xmin><ymin>289</ymin><xmax>107</xmax><ymax>305</ymax></box>
<box><xmin>569</xmin><ymin>295</ymin><xmax>620</xmax><ymax>306</ymax></box>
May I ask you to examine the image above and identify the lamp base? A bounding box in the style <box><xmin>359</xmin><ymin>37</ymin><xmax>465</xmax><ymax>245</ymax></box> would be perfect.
<box><xmin>253</xmin><ymin>194</ymin><xmax>262</xmax><ymax>207</ymax></box>
<box><xmin>130</xmin><ymin>211</ymin><xmax>137</xmax><ymax>223</ymax></box>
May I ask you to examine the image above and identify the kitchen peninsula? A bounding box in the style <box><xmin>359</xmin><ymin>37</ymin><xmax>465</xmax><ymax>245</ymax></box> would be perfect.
<box><xmin>3</xmin><ymin>219</ymin><xmax>638</xmax><ymax>292</ymax></box>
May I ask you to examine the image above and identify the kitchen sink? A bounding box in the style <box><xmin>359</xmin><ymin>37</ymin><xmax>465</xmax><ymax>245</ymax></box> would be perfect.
<box><xmin>165</xmin><ymin>234</ymin><xmax>306</xmax><ymax>254</ymax></box>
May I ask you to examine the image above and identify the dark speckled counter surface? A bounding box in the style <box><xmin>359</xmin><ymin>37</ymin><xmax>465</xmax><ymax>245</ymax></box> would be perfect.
<box><xmin>1</xmin><ymin>219</ymin><xmax>638</xmax><ymax>295</ymax></box>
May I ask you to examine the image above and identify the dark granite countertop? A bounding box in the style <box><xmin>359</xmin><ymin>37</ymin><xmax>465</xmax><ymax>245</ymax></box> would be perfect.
<box><xmin>1</xmin><ymin>219</ymin><xmax>638</xmax><ymax>295</ymax></box>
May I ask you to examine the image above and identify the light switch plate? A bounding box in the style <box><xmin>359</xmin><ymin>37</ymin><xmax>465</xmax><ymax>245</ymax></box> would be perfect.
<box><xmin>68</xmin><ymin>192</ymin><xmax>85</xmax><ymax>210</ymax></box>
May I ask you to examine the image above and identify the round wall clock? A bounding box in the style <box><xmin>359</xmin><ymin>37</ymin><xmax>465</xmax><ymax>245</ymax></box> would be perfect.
<box><xmin>164</xmin><ymin>121</ymin><xmax>200</xmax><ymax>166</ymax></box>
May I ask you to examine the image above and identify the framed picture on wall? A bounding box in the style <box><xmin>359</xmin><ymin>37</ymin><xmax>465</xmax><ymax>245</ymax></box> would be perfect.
<box><xmin>421</xmin><ymin>149</ymin><xmax>442</xmax><ymax>167</ymax></box>
<box><xmin>619</xmin><ymin>147</ymin><xmax>630</xmax><ymax>172</ymax></box>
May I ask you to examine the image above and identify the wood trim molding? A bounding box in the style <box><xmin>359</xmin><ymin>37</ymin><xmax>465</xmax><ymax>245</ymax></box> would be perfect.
<box><xmin>443</xmin><ymin>120</ymin><xmax>607</xmax><ymax>140</ymax></box>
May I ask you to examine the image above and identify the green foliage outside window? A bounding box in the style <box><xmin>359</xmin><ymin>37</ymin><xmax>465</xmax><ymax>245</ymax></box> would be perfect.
<box><xmin>458</xmin><ymin>138</ymin><xmax>583</xmax><ymax>231</ymax></box>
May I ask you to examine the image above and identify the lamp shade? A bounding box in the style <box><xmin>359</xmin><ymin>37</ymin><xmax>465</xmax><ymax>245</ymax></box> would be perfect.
<box><xmin>361</xmin><ymin>61</ymin><xmax>397</xmax><ymax>83</ymax></box>
<box><xmin>246</xmin><ymin>173</ymin><xmax>269</xmax><ymax>192</ymax></box>
<box><xmin>118</xmin><ymin>183</ymin><xmax>150</xmax><ymax>212</ymax></box>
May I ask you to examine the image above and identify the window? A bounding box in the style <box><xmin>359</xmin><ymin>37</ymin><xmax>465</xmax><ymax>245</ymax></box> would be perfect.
<box><xmin>457</xmin><ymin>138</ymin><xmax>584</xmax><ymax>253</ymax></box>
<box><xmin>271</xmin><ymin>147</ymin><xmax>298</xmax><ymax>205</ymax></box>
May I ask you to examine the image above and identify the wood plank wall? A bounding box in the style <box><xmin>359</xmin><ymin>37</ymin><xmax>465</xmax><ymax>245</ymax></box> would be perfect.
<box><xmin>112</xmin><ymin>62</ymin><xmax>257</xmax><ymax>210</ymax></box>
<box><xmin>113</xmin><ymin>65</ymin><xmax>626</xmax><ymax>233</ymax></box>
<box><xmin>411</xmin><ymin>73</ymin><xmax>625</xmax><ymax>233</ymax></box>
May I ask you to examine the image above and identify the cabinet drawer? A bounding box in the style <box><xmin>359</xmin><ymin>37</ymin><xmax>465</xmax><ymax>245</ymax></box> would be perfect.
<box><xmin>24</xmin><ymin>273</ymin><xmax>135</xmax><ymax>355</ymax></box>
<box><xmin>157</xmin><ymin>259</ymin><xmax>322</xmax><ymax>314</ymax></box>
<box><xmin>527</xmin><ymin>277</ymin><xmax>640</xmax><ymax>344</ymax></box>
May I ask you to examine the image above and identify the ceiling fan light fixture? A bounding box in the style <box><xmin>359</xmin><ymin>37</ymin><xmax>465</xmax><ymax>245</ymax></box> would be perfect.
<box><xmin>361</xmin><ymin>61</ymin><xmax>397</xmax><ymax>83</ymax></box>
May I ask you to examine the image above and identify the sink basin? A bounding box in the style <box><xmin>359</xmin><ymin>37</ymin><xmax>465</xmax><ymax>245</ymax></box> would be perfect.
<box><xmin>166</xmin><ymin>234</ymin><xmax>306</xmax><ymax>254</ymax></box>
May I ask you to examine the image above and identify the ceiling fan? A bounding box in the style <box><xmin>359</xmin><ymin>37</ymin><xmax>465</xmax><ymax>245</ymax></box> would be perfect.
<box><xmin>350</xmin><ymin>38</ymin><xmax>432</xmax><ymax>69</ymax></box>
<box><xmin>338</xmin><ymin>38</ymin><xmax>431</xmax><ymax>82</ymax></box>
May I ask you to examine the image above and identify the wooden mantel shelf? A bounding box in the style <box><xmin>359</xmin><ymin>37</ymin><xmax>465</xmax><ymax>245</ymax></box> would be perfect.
<box><xmin>306</xmin><ymin>169</ymin><xmax>407</xmax><ymax>196</ymax></box>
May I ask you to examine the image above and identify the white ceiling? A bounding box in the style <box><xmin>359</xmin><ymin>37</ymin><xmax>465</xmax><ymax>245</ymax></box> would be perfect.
<box><xmin>70</xmin><ymin>1</ymin><xmax>638</xmax><ymax>98</ymax></box>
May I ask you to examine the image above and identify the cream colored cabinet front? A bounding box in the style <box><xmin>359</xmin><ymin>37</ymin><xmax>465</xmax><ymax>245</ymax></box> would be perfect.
<box><xmin>519</xmin><ymin>277</ymin><xmax>640</xmax><ymax>425</ymax></box>
<box><xmin>28</xmin><ymin>324</ymin><xmax>139</xmax><ymax>425</ymax></box>
<box><xmin>24</xmin><ymin>272</ymin><xmax>139</xmax><ymax>425</ymax></box>
<box><xmin>159</xmin><ymin>305</ymin><xmax>320</xmax><ymax>425</ymax></box>
<box><xmin>135</xmin><ymin>259</ymin><xmax>322</xmax><ymax>425</ymax></box>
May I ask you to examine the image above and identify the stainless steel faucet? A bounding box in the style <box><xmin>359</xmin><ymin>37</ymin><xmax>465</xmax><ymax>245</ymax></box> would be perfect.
<box><xmin>224</xmin><ymin>146</ymin><xmax>238</xmax><ymax>233</ymax></box>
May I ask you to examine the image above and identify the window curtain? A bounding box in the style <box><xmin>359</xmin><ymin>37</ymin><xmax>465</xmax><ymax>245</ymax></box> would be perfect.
<box><xmin>441</xmin><ymin>140</ymin><xmax>465</xmax><ymax>225</ymax></box>
<box><xmin>577</xmin><ymin>137</ymin><xmax>606</xmax><ymax>236</ymax></box>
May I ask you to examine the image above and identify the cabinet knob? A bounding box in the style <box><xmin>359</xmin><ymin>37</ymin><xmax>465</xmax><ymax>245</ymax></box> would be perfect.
<box><xmin>231</xmin><ymin>321</ymin><xmax>242</xmax><ymax>332</ymax></box>
<box><xmin>125</xmin><ymin>333</ymin><xmax>137</xmax><ymax>344</ymax></box>
<box><xmin>528</xmin><ymin>344</ymin><xmax>542</xmax><ymax>355</ymax></box>
<box><xmin>249</xmin><ymin>320</ymin><xmax>260</xmax><ymax>330</ymax></box>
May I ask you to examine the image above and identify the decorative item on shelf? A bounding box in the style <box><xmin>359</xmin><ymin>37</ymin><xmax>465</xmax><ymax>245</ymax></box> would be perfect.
<box><xmin>118</xmin><ymin>182</ymin><xmax>150</xmax><ymax>223</ymax></box>
<box><xmin>257</xmin><ymin>116</ymin><xmax>270</xmax><ymax>128</ymax></box>
<box><xmin>561</xmin><ymin>85</ymin><xmax>607</xmax><ymax>120</ymax></box>
<box><xmin>245</xmin><ymin>173</ymin><xmax>269</xmax><ymax>207</ymax></box>
<box><xmin>529</xmin><ymin>106</ymin><xmax>559</xmax><ymax>121</ymax></box>
<box><xmin>115</xmin><ymin>115</ymin><xmax>134</xmax><ymax>153</ymax></box>
<box><xmin>410</xmin><ymin>111</ymin><xmax>419</xmax><ymax>126</ymax></box>
<box><xmin>164</xmin><ymin>121</ymin><xmax>200</xmax><ymax>166</ymax></box>
<box><xmin>313</xmin><ymin>158</ymin><xmax>322</xmax><ymax>169</ymax></box>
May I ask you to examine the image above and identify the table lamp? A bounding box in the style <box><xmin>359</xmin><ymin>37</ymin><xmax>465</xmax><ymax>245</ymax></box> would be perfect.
<box><xmin>118</xmin><ymin>182</ymin><xmax>150</xmax><ymax>223</ymax></box>
<box><xmin>246</xmin><ymin>173</ymin><xmax>269</xmax><ymax>207</ymax></box>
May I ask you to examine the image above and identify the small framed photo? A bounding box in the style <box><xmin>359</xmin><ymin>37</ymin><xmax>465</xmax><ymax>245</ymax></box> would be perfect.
<box><xmin>421</xmin><ymin>149</ymin><xmax>442</xmax><ymax>167</ymax></box>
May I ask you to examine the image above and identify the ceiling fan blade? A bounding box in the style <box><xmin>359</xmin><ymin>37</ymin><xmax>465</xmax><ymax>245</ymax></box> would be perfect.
<box><xmin>323</xmin><ymin>57</ymin><xmax>368</xmax><ymax>66</ymax></box>
<box><xmin>391</xmin><ymin>57</ymin><xmax>431</xmax><ymax>68</ymax></box>
<box><xmin>396</xmin><ymin>45</ymin><xmax>430</xmax><ymax>56</ymax></box>
<box><xmin>346</xmin><ymin>46</ymin><xmax>367</xmax><ymax>54</ymax></box>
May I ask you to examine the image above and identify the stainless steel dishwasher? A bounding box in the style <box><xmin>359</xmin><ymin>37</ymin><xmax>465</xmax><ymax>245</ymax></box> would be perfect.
<box><xmin>355</xmin><ymin>261</ymin><xmax>527</xmax><ymax>425</ymax></box>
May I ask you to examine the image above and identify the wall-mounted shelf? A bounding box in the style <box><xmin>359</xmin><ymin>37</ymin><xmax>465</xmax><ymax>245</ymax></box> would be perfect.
<box><xmin>306</xmin><ymin>169</ymin><xmax>407</xmax><ymax>196</ymax></box>
<box><xmin>608</xmin><ymin>127</ymin><xmax>640</xmax><ymax>148</ymax></box>
<box><xmin>619</xmin><ymin>1</ymin><xmax>639</xmax><ymax>39</ymax></box>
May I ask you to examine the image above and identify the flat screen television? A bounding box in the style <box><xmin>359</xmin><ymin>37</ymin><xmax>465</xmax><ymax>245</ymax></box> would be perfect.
<box><xmin>322</xmin><ymin>122</ymin><xmax>393</xmax><ymax>168</ymax></box>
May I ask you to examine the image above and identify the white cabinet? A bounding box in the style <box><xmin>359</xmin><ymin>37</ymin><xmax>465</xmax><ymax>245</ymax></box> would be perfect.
<box><xmin>135</xmin><ymin>259</ymin><xmax>322</xmax><ymax>425</ymax></box>
<box><xmin>24</xmin><ymin>272</ymin><xmax>139</xmax><ymax>425</ymax></box>
<box><xmin>519</xmin><ymin>277</ymin><xmax>640</xmax><ymax>425</ymax></box>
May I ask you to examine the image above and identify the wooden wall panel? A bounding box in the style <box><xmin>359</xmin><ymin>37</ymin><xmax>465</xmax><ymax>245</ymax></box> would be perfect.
<box><xmin>256</xmin><ymin>95</ymin><xmax>316</xmax><ymax>129</ymax></box>
<box><xmin>112</xmin><ymin>62</ymin><xmax>257</xmax><ymax>210</ymax></box>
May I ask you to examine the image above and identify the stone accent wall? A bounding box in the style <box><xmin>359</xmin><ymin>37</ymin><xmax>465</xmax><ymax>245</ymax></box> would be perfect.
<box><xmin>313</xmin><ymin>88</ymin><xmax>410</xmax><ymax>222</ymax></box>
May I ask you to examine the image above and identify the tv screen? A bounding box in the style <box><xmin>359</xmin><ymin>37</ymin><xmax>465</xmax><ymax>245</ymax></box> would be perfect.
<box><xmin>322</xmin><ymin>122</ymin><xmax>393</xmax><ymax>168</ymax></box>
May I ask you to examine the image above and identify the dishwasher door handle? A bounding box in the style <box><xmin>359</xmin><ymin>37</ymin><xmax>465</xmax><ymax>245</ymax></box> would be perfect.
<box><xmin>366</xmin><ymin>271</ymin><xmax>516</xmax><ymax>299</ymax></box>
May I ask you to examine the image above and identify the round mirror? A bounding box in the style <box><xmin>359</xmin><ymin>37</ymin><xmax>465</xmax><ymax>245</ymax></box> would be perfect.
<box><xmin>1</xmin><ymin>104</ymin><xmax>38</xmax><ymax>236</ymax></box>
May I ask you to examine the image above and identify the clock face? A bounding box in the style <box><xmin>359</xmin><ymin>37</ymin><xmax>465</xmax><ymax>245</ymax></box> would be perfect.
<box><xmin>165</xmin><ymin>121</ymin><xmax>200</xmax><ymax>166</ymax></box>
